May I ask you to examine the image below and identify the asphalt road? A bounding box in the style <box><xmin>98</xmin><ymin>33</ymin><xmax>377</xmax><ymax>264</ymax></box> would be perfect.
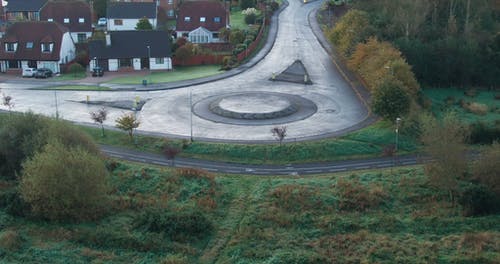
<box><xmin>101</xmin><ymin>144</ymin><xmax>422</xmax><ymax>176</ymax></box>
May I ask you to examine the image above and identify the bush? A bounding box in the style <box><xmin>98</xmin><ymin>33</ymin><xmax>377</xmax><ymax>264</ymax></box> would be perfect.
<box><xmin>19</xmin><ymin>140</ymin><xmax>109</xmax><ymax>222</ymax></box>
<box><xmin>0</xmin><ymin>112</ymin><xmax>49</xmax><ymax>180</ymax></box>
<box><xmin>240</xmin><ymin>0</ymin><xmax>255</xmax><ymax>10</ymax></box>
<box><xmin>265</xmin><ymin>250</ymin><xmax>327</xmax><ymax>264</ymax></box>
<box><xmin>67</xmin><ymin>63</ymin><xmax>85</xmax><ymax>76</ymax></box>
<box><xmin>466</xmin><ymin>102</ymin><xmax>489</xmax><ymax>115</ymax></box>
<box><xmin>270</xmin><ymin>1</ymin><xmax>279</xmax><ymax>12</ymax></box>
<box><xmin>459</xmin><ymin>183</ymin><xmax>499</xmax><ymax>216</ymax></box>
<box><xmin>469</xmin><ymin>122</ymin><xmax>500</xmax><ymax>144</ymax></box>
<box><xmin>245</xmin><ymin>13</ymin><xmax>257</xmax><ymax>25</ymax></box>
<box><xmin>371</xmin><ymin>78</ymin><xmax>411</xmax><ymax>121</ymax></box>
<box><xmin>134</xmin><ymin>207</ymin><xmax>213</xmax><ymax>240</ymax></box>
<box><xmin>335</xmin><ymin>178</ymin><xmax>387</xmax><ymax>211</ymax></box>
<box><xmin>472</xmin><ymin>142</ymin><xmax>500</xmax><ymax>195</ymax></box>
<box><xmin>0</xmin><ymin>189</ymin><xmax>30</xmax><ymax>217</ymax></box>
<box><xmin>0</xmin><ymin>230</ymin><xmax>24</xmax><ymax>252</ymax></box>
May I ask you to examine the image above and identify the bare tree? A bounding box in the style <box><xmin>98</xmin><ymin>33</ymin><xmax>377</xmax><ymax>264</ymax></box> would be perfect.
<box><xmin>90</xmin><ymin>107</ymin><xmax>108</xmax><ymax>137</ymax></box>
<box><xmin>163</xmin><ymin>144</ymin><xmax>182</xmax><ymax>166</ymax></box>
<box><xmin>2</xmin><ymin>93</ymin><xmax>14</xmax><ymax>112</ymax></box>
<box><xmin>271</xmin><ymin>126</ymin><xmax>287</xmax><ymax>146</ymax></box>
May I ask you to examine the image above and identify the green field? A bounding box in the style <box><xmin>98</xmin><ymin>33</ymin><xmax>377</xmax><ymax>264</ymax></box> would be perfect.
<box><xmin>1</xmin><ymin>163</ymin><xmax>498</xmax><ymax>263</ymax></box>
<box><xmin>422</xmin><ymin>88</ymin><xmax>500</xmax><ymax>124</ymax></box>
<box><xmin>35</xmin><ymin>85</ymin><xmax>111</xmax><ymax>91</ymax></box>
<box><xmin>107</xmin><ymin>65</ymin><xmax>223</xmax><ymax>85</ymax></box>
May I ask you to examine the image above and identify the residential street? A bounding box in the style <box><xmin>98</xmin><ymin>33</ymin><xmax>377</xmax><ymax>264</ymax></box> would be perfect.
<box><xmin>0</xmin><ymin>0</ymin><xmax>370</xmax><ymax>142</ymax></box>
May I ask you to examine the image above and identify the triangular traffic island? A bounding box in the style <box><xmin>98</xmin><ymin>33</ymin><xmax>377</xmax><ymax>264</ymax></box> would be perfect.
<box><xmin>270</xmin><ymin>59</ymin><xmax>313</xmax><ymax>85</ymax></box>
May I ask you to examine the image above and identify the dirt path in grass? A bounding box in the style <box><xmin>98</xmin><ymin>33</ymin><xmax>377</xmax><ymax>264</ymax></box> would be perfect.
<box><xmin>199</xmin><ymin>179</ymin><xmax>257</xmax><ymax>263</ymax></box>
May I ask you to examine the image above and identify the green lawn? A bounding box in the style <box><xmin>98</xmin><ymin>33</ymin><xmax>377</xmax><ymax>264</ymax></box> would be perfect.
<box><xmin>52</xmin><ymin>72</ymin><xmax>87</xmax><ymax>81</ymax></box>
<box><xmin>422</xmin><ymin>88</ymin><xmax>500</xmax><ymax>124</ymax></box>
<box><xmin>82</xmin><ymin>120</ymin><xmax>418</xmax><ymax>165</ymax></box>
<box><xmin>1</xmin><ymin>164</ymin><xmax>498</xmax><ymax>263</ymax></box>
<box><xmin>107</xmin><ymin>65</ymin><xmax>223</xmax><ymax>85</ymax></box>
<box><xmin>230</xmin><ymin>9</ymin><xmax>249</xmax><ymax>30</ymax></box>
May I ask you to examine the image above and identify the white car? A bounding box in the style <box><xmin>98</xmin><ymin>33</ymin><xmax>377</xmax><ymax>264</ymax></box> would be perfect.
<box><xmin>22</xmin><ymin>68</ymin><xmax>37</xmax><ymax>77</ymax></box>
<box><xmin>97</xmin><ymin>17</ymin><xmax>107</xmax><ymax>26</ymax></box>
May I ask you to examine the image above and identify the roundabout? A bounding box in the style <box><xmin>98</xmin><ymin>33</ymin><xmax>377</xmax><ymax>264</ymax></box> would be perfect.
<box><xmin>193</xmin><ymin>92</ymin><xmax>317</xmax><ymax>125</ymax></box>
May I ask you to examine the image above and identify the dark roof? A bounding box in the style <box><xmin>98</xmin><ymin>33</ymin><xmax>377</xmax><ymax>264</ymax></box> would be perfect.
<box><xmin>107</xmin><ymin>2</ymin><xmax>157</xmax><ymax>19</ymax></box>
<box><xmin>0</xmin><ymin>21</ymin><xmax>68</xmax><ymax>61</ymax></box>
<box><xmin>5</xmin><ymin>0</ymin><xmax>48</xmax><ymax>12</ymax></box>
<box><xmin>89</xmin><ymin>31</ymin><xmax>172</xmax><ymax>59</ymax></box>
<box><xmin>40</xmin><ymin>1</ymin><xmax>92</xmax><ymax>32</ymax></box>
<box><xmin>176</xmin><ymin>1</ymin><xmax>227</xmax><ymax>32</ymax></box>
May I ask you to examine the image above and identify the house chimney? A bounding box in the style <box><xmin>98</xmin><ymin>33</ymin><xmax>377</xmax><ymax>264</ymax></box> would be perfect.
<box><xmin>105</xmin><ymin>32</ymin><xmax>111</xmax><ymax>46</ymax></box>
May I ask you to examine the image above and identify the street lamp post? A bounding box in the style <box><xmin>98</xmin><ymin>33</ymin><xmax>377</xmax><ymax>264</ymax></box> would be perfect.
<box><xmin>395</xmin><ymin>117</ymin><xmax>401</xmax><ymax>164</ymax></box>
<box><xmin>146</xmin><ymin>45</ymin><xmax>151</xmax><ymax>84</ymax></box>
<box><xmin>189</xmin><ymin>87</ymin><xmax>193</xmax><ymax>142</ymax></box>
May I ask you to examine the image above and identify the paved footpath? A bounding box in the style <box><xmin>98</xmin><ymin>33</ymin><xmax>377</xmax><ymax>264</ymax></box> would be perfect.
<box><xmin>0</xmin><ymin>0</ymin><xmax>374</xmax><ymax>143</ymax></box>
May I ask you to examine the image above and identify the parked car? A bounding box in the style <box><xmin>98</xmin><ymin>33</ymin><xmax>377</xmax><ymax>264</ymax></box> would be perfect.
<box><xmin>92</xmin><ymin>66</ymin><xmax>104</xmax><ymax>77</ymax></box>
<box><xmin>97</xmin><ymin>17</ymin><xmax>107</xmax><ymax>26</ymax></box>
<box><xmin>22</xmin><ymin>68</ymin><xmax>37</xmax><ymax>77</ymax></box>
<box><xmin>34</xmin><ymin>68</ymin><xmax>53</xmax><ymax>78</ymax></box>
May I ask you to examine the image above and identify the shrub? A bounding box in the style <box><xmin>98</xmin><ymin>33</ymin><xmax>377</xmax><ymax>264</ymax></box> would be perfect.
<box><xmin>68</xmin><ymin>63</ymin><xmax>85</xmax><ymax>76</ymax></box>
<box><xmin>270</xmin><ymin>1</ymin><xmax>279</xmax><ymax>12</ymax></box>
<box><xmin>134</xmin><ymin>207</ymin><xmax>213</xmax><ymax>240</ymax></box>
<box><xmin>161</xmin><ymin>254</ymin><xmax>190</xmax><ymax>264</ymax></box>
<box><xmin>371</xmin><ymin>78</ymin><xmax>411</xmax><ymax>121</ymax></box>
<box><xmin>244</xmin><ymin>13</ymin><xmax>257</xmax><ymax>25</ymax></box>
<box><xmin>458</xmin><ymin>183</ymin><xmax>499</xmax><ymax>216</ymax></box>
<box><xmin>472</xmin><ymin>142</ymin><xmax>500</xmax><ymax>195</ymax></box>
<box><xmin>240</xmin><ymin>0</ymin><xmax>255</xmax><ymax>10</ymax></box>
<box><xmin>270</xmin><ymin>184</ymin><xmax>321</xmax><ymax>212</ymax></box>
<box><xmin>0</xmin><ymin>230</ymin><xmax>24</xmax><ymax>252</ymax></box>
<box><xmin>19</xmin><ymin>140</ymin><xmax>109</xmax><ymax>222</ymax></box>
<box><xmin>265</xmin><ymin>250</ymin><xmax>327</xmax><ymax>264</ymax></box>
<box><xmin>0</xmin><ymin>189</ymin><xmax>31</xmax><ymax>217</ymax></box>
<box><xmin>466</xmin><ymin>102</ymin><xmax>488</xmax><ymax>115</ymax></box>
<box><xmin>469</xmin><ymin>122</ymin><xmax>500</xmax><ymax>144</ymax></box>
<box><xmin>335</xmin><ymin>178</ymin><xmax>387</xmax><ymax>211</ymax></box>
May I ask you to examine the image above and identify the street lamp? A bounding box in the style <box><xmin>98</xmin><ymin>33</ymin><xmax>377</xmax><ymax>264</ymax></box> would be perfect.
<box><xmin>395</xmin><ymin>117</ymin><xmax>401</xmax><ymax>152</ymax></box>
<box><xmin>146</xmin><ymin>45</ymin><xmax>151</xmax><ymax>84</ymax></box>
<box><xmin>189</xmin><ymin>87</ymin><xmax>193</xmax><ymax>142</ymax></box>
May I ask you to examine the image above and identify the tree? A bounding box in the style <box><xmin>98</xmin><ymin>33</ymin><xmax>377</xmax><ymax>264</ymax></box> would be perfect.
<box><xmin>240</xmin><ymin>0</ymin><xmax>255</xmax><ymax>10</ymax></box>
<box><xmin>163</xmin><ymin>144</ymin><xmax>182</xmax><ymax>166</ymax></box>
<box><xmin>174</xmin><ymin>43</ymin><xmax>194</xmax><ymax>66</ymax></box>
<box><xmin>93</xmin><ymin>0</ymin><xmax>107</xmax><ymax>18</ymax></box>
<box><xmin>371</xmin><ymin>78</ymin><xmax>410</xmax><ymax>121</ymax></box>
<box><xmin>135</xmin><ymin>17</ymin><xmax>153</xmax><ymax>30</ymax></box>
<box><xmin>328</xmin><ymin>9</ymin><xmax>370</xmax><ymax>56</ymax></box>
<box><xmin>2</xmin><ymin>93</ymin><xmax>14</xmax><ymax>112</ymax></box>
<box><xmin>271</xmin><ymin>126</ymin><xmax>287</xmax><ymax>146</ymax></box>
<box><xmin>116</xmin><ymin>113</ymin><xmax>140</xmax><ymax>141</ymax></box>
<box><xmin>420</xmin><ymin>112</ymin><xmax>469</xmax><ymax>202</ymax></box>
<box><xmin>68</xmin><ymin>63</ymin><xmax>85</xmax><ymax>77</ymax></box>
<box><xmin>19</xmin><ymin>140</ymin><xmax>109</xmax><ymax>221</ymax></box>
<box><xmin>472</xmin><ymin>142</ymin><xmax>500</xmax><ymax>196</ymax></box>
<box><xmin>90</xmin><ymin>107</ymin><xmax>108</xmax><ymax>137</ymax></box>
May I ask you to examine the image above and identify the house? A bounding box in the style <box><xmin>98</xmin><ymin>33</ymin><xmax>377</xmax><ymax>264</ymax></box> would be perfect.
<box><xmin>175</xmin><ymin>1</ymin><xmax>229</xmax><ymax>43</ymax></box>
<box><xmin>106</xmin><ymin>2</ymin><xmax>157</xmax><ymax>31</ymax></box>
<box><xmin>0</xmin><ymin>21</ymin><xmax>76</xmax><ymax>73</ymax></box>
<box><xmin>4</xmin><ymin>0</ymin><xmax>48</xmax><ymax>22</ymax></box>
<box><xmin>40</xmin><ymin>0</ymin><xmax>92</xmax><ymax>43</ymax></box>
<box><xmin>88</xmin><ymin>30</ymin><xmax>172</xmax><ymax>72</ymax></box>
<box><xmin>110</xmin><ymin>0</ymin><xmax>178</xmax><ymax>22</ymax></box>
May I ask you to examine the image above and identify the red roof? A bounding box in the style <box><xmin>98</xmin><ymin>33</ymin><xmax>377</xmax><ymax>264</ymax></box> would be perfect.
<box><xmin>40</xmin><ymin>1</ymin><xmax>92</xmax><ymax>32</ymax></box>
<box><xmin>176</xmin><ymin>1</ymin><xmax>227</xmax><ymax>32</ymax></box>
<box><xmin>0</xmin><ymin>21</ymin><xmax>68</xmax><ymax>61</ymax></box>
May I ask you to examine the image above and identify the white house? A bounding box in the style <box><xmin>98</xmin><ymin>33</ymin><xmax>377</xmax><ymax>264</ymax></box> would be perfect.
<box><xmin>89</xmin><ymin>31</ymin><xmax>172</xmax><ymax>72</ymax></box>
<box><xmin>0</xmin><ymin>21</ymin><xmax>75</xmax><ymax>73</ymax></box>
<box><xmin>106</xmin><ymin>2</ymin><xmax>157</xmax><ymax>31</ymax></box>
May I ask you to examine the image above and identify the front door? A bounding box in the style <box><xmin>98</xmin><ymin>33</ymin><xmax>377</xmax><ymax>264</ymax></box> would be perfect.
<box><xmin>141</xmin><ymin>57</ymin><xmax>150</xmax><ymax>69</ymax></box>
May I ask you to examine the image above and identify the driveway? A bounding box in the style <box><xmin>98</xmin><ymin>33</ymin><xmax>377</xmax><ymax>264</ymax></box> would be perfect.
<box><xmin>0</xmin><ymin>0</ymin><xmax>371</xmax><ymax>143</ymax></box>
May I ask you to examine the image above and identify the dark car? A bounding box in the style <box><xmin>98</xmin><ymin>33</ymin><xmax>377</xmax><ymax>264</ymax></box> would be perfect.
<box><xmin>92</xmin><ymin>67</ymin><xmax>104</xmax><ymax>77</ymax></box>
<box><xmin>34</xmin><ymin>68</ymin><xmax>53</xmax><ymax>78</ymax></box>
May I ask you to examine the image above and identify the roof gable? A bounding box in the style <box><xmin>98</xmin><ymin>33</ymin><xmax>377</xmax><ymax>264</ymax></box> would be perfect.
<box><xmin>0</xmin><ymin>21</ymin><xmax>68</xmax><ymax>61</ymax></box>
<box><xmin>89</xmin><ymin>31</ymin><xmax>172</xmax><ymax>59</ymax></box>
<box><xmin>107</xmin><ymin>2</ymin><xmax>157</xmax><ymax>19</ymax></box>
<box><xmin>40</xmin><ymin>1</ymin><xmax>92</xmax><ymax>32</ymax></box>
<box><xmin>176</xmin><ymin>1</ymin><xmax>227</xmax><ymax>32</ymax></box>
<box><xmin>5</xmin><ymin>0</ymin><xmax>48</xmax><ymax>12</ymax></box>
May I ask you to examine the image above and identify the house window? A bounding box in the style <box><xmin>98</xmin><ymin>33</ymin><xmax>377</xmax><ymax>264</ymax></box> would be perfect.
<box><xmin>114</xmin><ymin>19</ymin><xmax>123</xmax><ymax>25</ymax></box>
<box><xmin>212</xmin><ymin>32</ymin><xmax>219</xmax><ymax>39</ymax></box>
<box><xmin>119</xmin><ymin>58</ymin><xmax>132</xmax><ymax>67</ymax></box>
<box><xmin>184</xmin><ymin>17</ymin><xmax>190</xmax><ymax>22</ymax></box>
<box><xmin>155</xmin><ymin>58</ymin><xmax>164</xmax><ymax>64</ymax></box>
<box><xmin>8</xmin><ymin>60</ymin><xmax>19</xmax><ymax>69</ymax></box>
<box><xmin>167</xmin><ymin>10</ymin><xmax>174</xmax><ymax>17</ymax></box>
<box><xmin>77</xmin><ymin>33</ymin><xmax>87</xmax><ymax>43</ymax></box>
<box><xmin>26</xmin><ymin>42</ymin><xmax>34</xmax><ymax>49</ymax></box>
<box><xmin>200</xmin><ymin>17</ymin><xmax>206</xmax><ymax>22</ymax></box>
<box><xmin>78</xmin><ymin>18</ymin><xmax>85</xmax><ymax>23</ymax></box>
<box><xmin>168</xmin><ymin>0</ymin><xmax>173</xmax><ymax>4</ymax></box>
<box><xmin>5</xmin><ymin>43</ymin><xmax>16</xmax><ymax>52</ymax></box>
<box><xmin>48</xmin><ymin>18</ymin><xmax>53</xmax><ymax>22</ymax></box>
<box><xmin>64</xmin><ymin>18</ymin><xmax>70</xmax><ymax>23</ymax></box>
<box><xmin>214</xmin><ymin>17</ymin><xmax>221</xmax><ymax>23</ymax></box>
<box><xmin>41</xmin><ymin>43</ymin><xmax>51</xmax><ymax>52</ymax></box>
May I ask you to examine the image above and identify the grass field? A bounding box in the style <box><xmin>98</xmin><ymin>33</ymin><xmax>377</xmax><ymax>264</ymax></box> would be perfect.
<box><xmin>34</xmin><ymin>85</ymin><xmax>111</xmax><ymax>91</ymax></box>
<box><xmin>422</xmin><ymin>88</ymin><xmax>500</xmax><ymax>124</ymax></box>
<box><xmin>52</xmin><ymin>72</ymin><xmax>87</xmax><ymax>81</ymax></box>
<box><xmin>81</xmin><ymin>120</ymin><xmax>418</xmax><ymax>165</ymax></box>
<box><xmin>1</xmin><ymin>164</ymin><xmax>498</xmax><ymax>263</ymax></box>
<box><xmin>107</xmin><ymin>65</ymin><xmax>223</xmax><ymax>85</ymax></box>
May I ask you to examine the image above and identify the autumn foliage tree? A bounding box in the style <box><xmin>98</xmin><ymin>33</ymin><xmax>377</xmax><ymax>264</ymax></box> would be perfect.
<box><xmin>115</xmin><ymin>113</ymin><xmax>140</xmax><ymax>141</ymax></box>
<box><xmin>90</xmin><ymin>107</ymin><xmax>108</xmax><ymax>137</ymax></box>
<box><xmin>328</xmin><ymin>9</ymin><xmax>371</xmax><ymax>56</ymax></box>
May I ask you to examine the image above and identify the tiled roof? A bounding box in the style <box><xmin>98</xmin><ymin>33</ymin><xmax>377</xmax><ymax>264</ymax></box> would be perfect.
<box><xmin>40</xmin><ymin>1</ymin><xmax>92</xmax><ymax>32</ymax></box>
<box><xmin>176</xmin><ymin>1</ymin><xmax>227</xmax><ymax>32</ymax></box>
<box><xmin>5</xmin><ymin>0</ymin><xmax>48</xmax><ymax>12</ymax></box>
<box><xmin>89</xmin><ymin>31</ymin><xmax>172</xmax><ymax>59</ymax></box>
<box><xmin>0</xmin><ymin>21</ymin><xmax>67</xmax><ymax>61</ymax></box>
<box><xmin>107</xmin><ymin>2</ymin><xmax>157</xmax><ymax>19</ymax></box>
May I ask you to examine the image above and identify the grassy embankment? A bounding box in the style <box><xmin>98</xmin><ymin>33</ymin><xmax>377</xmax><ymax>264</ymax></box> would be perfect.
<box><xmin>1</xmin><ymin>163</ymin><xmax>499</xmax><ymax>263</ymax></box>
